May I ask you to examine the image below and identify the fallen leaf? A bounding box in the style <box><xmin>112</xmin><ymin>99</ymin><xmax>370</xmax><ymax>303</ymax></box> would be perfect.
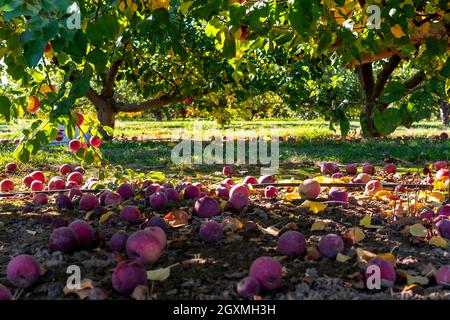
<box><xmin>336</xmin><ymin>253</ymin><xmax>351</xmax><ymax>263</ymax></box>
<box><xmin>409</xmin><ymin>223</ymin><xmax>428</xmax><ymax>237</ymax></box>
<box><xmin>429</xmin><ymin>236</ymin><xmax>448</xmax><ymax>249</ymax></box>
<box><xmin>63</xmin><ymin>279</ymin><xmax>94</xmax><ymax>300</ymax></box>
<box><xmin>302</xmin><ymin>200</ymin><xmax>327</xmax><ymax>214</ymax></box>
<box><xmin>99</xmin><ymin>211</ymin><xmax>116</xmax><ymax>224</ymax></box>
<box><xmin>26</xmin><ymin>230</ymin><xmax>37</xmax><ymax>236</ymax></box>
<box><xmin>375</xmin><ymin>190</ymin><xmax>393</xmax><ymax>200</ymax></box>
<box><xmin>284</xmin><ymin>192</ymin><xmax>302</xmax><ymax>201</ymax></box>
<box><xmin>131</xmin><ymin>285</ymin><xmax>149</xmax><ymax>300</ymax></box>
<box><xmin>376</xmin><ymin>252</ymin><xmax>397</xmax><ymax>266</ymax></box>
<box><xmin>359</xmin><ymin>214</ymin><xmax>371</xmax><ymax>227</ymax></box>
<box><xmin>355</xmin><ymin>248</ymin><xmax>376</xmax><ymax>263</ymax></box>
<box><xmin>398</xmin><ymin>270</ymin><xmax>429</xmax><ymax>285</ymax></box>
<box><xmin>342</xmin><ymin>227</ymin><xmax>365</xmax><ymax>244</ymax></box>
<box><xmin>418</xmin><ymin>191</ymin><xmax>445</xmax><ymax>203</ymax></box>
<box><xmin>164</xmin><ymin>210</ymin><xmax>189</xmax><ymax>228</ymax></box>
<box><xmin>257</xmin><ymin>224</ymin><xmax>280</xmax><ymax>237</ymax></box>
<box><xmin>311</xmin><ymin>220</ymin><xmax>326</xmax><ymax>231</ymax></box>
<box><xmin>221</xmin><ymin>216</ymin><xmax>243</xmax><ymax>232</ymax></box>
<box><xmin>84</xmin><ymin>210</ymin><xmax>95</xmax><ymax>220</ymax></box>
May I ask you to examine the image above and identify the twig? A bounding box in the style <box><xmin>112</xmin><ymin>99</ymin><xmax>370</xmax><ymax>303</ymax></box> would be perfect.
<box><xmin>0</xmin><ymin>189</ymin><xmax>104</xmax><ymax>198</ymax></box>
<box><xmin>251</xmin><ymin>182</ymin><xmax>433</xmax><ymax>190</ymax></box>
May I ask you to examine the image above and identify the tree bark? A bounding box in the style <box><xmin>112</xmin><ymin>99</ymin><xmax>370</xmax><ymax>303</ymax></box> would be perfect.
<box><xmin>440</xmin><ymin>99</ymin><xmax>450</xmax><ymax>126</ymax></box>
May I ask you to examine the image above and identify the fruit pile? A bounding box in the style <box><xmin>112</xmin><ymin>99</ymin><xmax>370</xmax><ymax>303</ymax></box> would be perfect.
<box><xmin>0</xmin><ymin>161</ymin><xmax>449</xmax><ymax>300</ymax></box>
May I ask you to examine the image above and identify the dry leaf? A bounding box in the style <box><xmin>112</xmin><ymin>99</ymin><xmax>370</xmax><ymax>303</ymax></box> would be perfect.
<box><xmin>311</xmin><ymin>220</ymin><xmax>326</xmax><ymax>231</ymax></box>
<box><xmin>409</xmin><ymin>223</ymin><xmax>428</xmax><ymax>237</ymax></box>
<box><xmin>221</xmin><ymin>216</ymin><xmax>243</xmax><ymax>232</ymax></box>
<box><xmin>342</xmin><ymin>227</ymin><xmax>365</xmax><ymax>244</ymax></box>
<box><xmin>257</xmin><ymin>224</ymin><xmax>280</xmax><ymax>237</ymax></box>
<box><xmin>355</xmin><ymin>248</ymin><xmax>376</xmax><ymax>263</ymax></box>
<box><xmin>131</xmin><ymin>285</ymin><xmax>149</xmax><ymax>300</ymax></box>
<box><xmin>336</xmin><ymin>253</ymin><xmax>351</xmax><ymax>263</ymax></box>
<box><xmin>163</xmin><ymin>210</ymin><xmax>189</xmax><ymax>228</ymax></box>
<box><xmin>429</xmin><ymin>236</ymin><xmax>448</xmax><ymax>249</ymax></box>
<box><xmin>63</xmin><ymin>279</ymin><xmax>94</xmax><ymax>300</ymax></box>
<box><xmin>26</xmin><ymin>230</ymin><xmax>37</xmax><ymax>236</ymax></box>
<box><xmin>99</xmin><ymin>211</ymin><xmax>116</xmax><ymax>224</ymax></box>
<box><xmin>302</xmin><ymin>200</ymin><xmax>327</xmax><ymax>214</ymax></box>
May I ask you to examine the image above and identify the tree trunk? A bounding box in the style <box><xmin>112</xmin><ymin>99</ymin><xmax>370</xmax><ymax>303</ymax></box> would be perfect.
<box><xmin>440</xmin><ymin>99</ymin><xmax>449</xmax><ymax>126</ymax></box>
<box><xmin>96</xmin><ymin>101</ymin><xmax>116</xmax><ymax>140</ymax></box>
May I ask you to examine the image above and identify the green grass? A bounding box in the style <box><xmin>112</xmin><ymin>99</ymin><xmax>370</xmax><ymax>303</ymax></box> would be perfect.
<box><xmin>0</xmin><ymin>118</ymin><xmax>448</xmax><ymax>177</ymax></box>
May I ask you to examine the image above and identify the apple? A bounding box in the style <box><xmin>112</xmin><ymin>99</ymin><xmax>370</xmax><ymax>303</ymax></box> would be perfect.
<box><xmin>195</xmin><ymin>196</ymin><xmax>221</xmax><ymax>218</ymax></box>
<box><xmin>353</xmin><ymin>173</ymin><xmax>371</xmax><ymax>183</ymax></box>
<box><xmin>90</xmin><ymin>135</ymin><xmax>102</xmax><ymax>148</ymax></box>
<box><xmin>5</xmin><ymin>162</ymin><xmax>17</xmax><ymax>172</ymax></box>
<box><xmin>27</xmin><ymin>96</ymin><xmax>40</xmax><ymax>113</ymax></box>
<box><xmin>318</xmin><ymin>234</ymin><xmax>344</xmax><ymax>259</ymax></box>
<box><xmin>0</xmin><ymin>179</ymin><xmax>14</xmax><ymax>192</ymax></box>
<box><xmin>69</xmin><ymin>139</ymin><xmax>81</xmax><ymax>152</ymax></box>
<box><xmin>383</xmin><ymin>163</ymin><xmax>397</xmax><ymax>174</ymax></box>
<box><xmin>365</xmin><ymin>258</ymin><xmax>396</xmax><ymax>288</ymax></box>
<box><xmin>30</xmin><ymin>171</ymin><xmax>45</xmax><ymax>183</ymax></box>
<box><xmin>249</xmin><ymin>256</ymin><xmax>283</xmax><ymax>290</ymax></box>
<box><xmin>434</xmin><ymin>161</ymin><xmax>447</xmax><ymax>171</ymax></box>
<box><xmin>345</xmin><ymin>163</ymin><xmax>358</xmax><ymax>175</ymax></box>
<box><xmin>59</xmin><ymin>164</ymin><xmax>72</xmax><ymax>176</ymax></box>
<box><xmin>299</xmin><ymin>179</ymin><xmax>321</xmax><ymax>199</ymax></box>
<box><xmin>222</xmin><ymin>165</ymin><xmax>233</xmax><ymax>176</ymax></box>
<box><xmin>365</xmin><ymin>180</ymin><xmax>383</xmax><ymax>196</ymax></box>
<box><xmin>362</xmin><ymin>163</ymin><xmax>375</xmax><ymax>175</ymax></box>
<box><xmin>321</xmin><ymin>162</ymin><xmax>339</xmax><ymax>175</ymax></box>
<box><xmin>6</xmin><ymin>255</ymin><xmax>42</xmax><ymax>288</ymax></box>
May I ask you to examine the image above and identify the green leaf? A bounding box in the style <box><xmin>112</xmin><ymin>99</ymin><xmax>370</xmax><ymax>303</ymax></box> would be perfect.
<box><xmin>0</xmin><ymin>96</ymin><xmax>12</xmax><ymax>122</ymax></box>
<box><xmin>289</xmin><ymin>0</ymin><xmax>322</xmax><ymax>35</ymax></box>
<box><xmin>374</xmin><ymin>108</ymin><xmax>402</xmax><ymax>136</ymax></box>
<box><xmin>205</xmin><ymin>18</ymin><xmax>223</xmax><ymax>38</ymax></box>
<box><xmin>380</xmin><ymin>81</ymin><xmax>406</xmax><ymax>104</ymax></box>
<box><xmin>426</xmin><ymin>37</ymin><xmax>447</xmax><ymax>56</ymax></box>
<box><xmin>70</xmin><ymin>76</ymin><xmax>90</xmax><ymax>99</ymax></box>
<box><xmin>87</xmin><ymin>49</ymin><xmax>108</xmax><ymax>74</ymax></box>
<box><xmin>317</xmin><ymin>31</ymin><xmax>332</xmax><ymax>55</ymax></box>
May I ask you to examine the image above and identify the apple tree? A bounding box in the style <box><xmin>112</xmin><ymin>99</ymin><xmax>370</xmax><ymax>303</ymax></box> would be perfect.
<box><xmin>183</xmin><ymin>0</ymin><xmax>449</xmax><ymax>137</ymax></box>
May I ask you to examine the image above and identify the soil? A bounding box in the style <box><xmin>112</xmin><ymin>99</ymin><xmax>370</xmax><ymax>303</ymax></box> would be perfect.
<box><xmin>0</xmin><ymin>168</ymin><xmax>449</xmax><ymax>300</ymax></box>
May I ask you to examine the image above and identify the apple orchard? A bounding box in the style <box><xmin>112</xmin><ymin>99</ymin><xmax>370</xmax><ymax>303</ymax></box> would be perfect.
<box><xmin>0</xmin><ymin>0</ymin><xmax>449</xmax><ymax>301</ymax></box>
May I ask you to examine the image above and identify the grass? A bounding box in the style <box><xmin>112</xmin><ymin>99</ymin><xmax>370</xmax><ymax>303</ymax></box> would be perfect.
<box><xmin>0</xmin><ymin>118</ymin><xmax>448</xmax><ymax>178</ymax></box>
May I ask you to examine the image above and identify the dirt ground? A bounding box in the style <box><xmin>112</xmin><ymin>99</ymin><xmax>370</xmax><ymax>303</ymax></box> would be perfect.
<box><xmin>1</xmin><ymin>185</ymin><xmax>449</xmax><ymax>300</ymax></box>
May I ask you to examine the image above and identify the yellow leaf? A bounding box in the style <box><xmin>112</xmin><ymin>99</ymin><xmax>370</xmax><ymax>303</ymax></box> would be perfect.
<box><xmin>118</xmin><ymin>1</ymin><xmax>126</xmax><ymax>12</ymax></box>
<box><xmin>99</xmin><ymin>211</ymin><xmax>116</xmax><ymax>224</ymax></box>
<box><xmin>126</xmin><ymin>0</ymin><xmax>133</xmax><ymax>7</ymax></box>
<box><xmin>427</xmin><ymin>192</ymin><xmax>445</xmax><ymax>203</ymax></box>
<box><xmin>429</xmin><ymin>236</ymin><xmax>448</xmax><ymax>249</ymax></box>
<box><xmin>391</xmin><ymin>24</ymin><xmax>405</xmax><ymax>38</ymax></box>
<box><xmin>311</xmin><ymin>220</ymin><xmax>326</xmax><ymax>231</ymax></box>
<box><xmin>398</xmin><ymin>270</ymin><xmax>430</xmax><ymax>286</ymax></box>
<box><xmin>302</xmin><ymin>200</ymin><xmax>327</xmax><ymax>214</ymax></box>
<box><xmin>343</xmin><ymin>227</ymin><xmax>365</xmax><ymax>243</ymax></box>
<box><xmin>84</xmin><ymin>210</ymin><xmax>95</xmax><ymax>220</ymax></box>
<box><xmin>284</xmin><ymin>191</ymin><xmax>302</xmax><ymax>201</ymax></box>
<box><xmin>147</xmin><ymin>263</ymin><xmax>178</xmax><ymax>281</ymax></box>
<box><xmin>314</xmin><ymin>176</ymin><xmax>332</xmax><ymax>184</ymax></box>
<box><xmin>26</xmin><ymin>230</ymin><xmax>37</xmax><ymax>236</ymax></box>
<box><xmin>336</xmin><ymin>253</ymin><xmax>351</xmax><ymax>263</ymax></box>
<box><xmin>375</xmin><ymin>190</ymin><xmax>393</xmax><ymax>200</ymax></box>
<box><xmin>131</xmin><ymin>2</ymin><xmax>138</xmax><ymax>11</ymax></box>
<box><xmin>376</xmin><ymin>253</ymin><xmax>397</xmax><ymax>266</ymax></box>
<box><xmin>221</xmin><ymin>216</ymin><xmax>243</xmax><ymax>232</ymax></box>
<box><xmin>359</xmin><ymin>214</ymin><xmax>371</xmax><ymax>227</ymax></box>
<box><xmin>409</xmin><ymin>223</ymin><xmax>428</xmax><ymax>237</ymax></box>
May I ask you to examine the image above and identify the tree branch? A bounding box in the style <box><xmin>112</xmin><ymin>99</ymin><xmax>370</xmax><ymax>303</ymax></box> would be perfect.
<box><xmin>371</xmin><ymin>54</ymin><xmax>402</xmax><ymax>99</ymax></box>
<box><xmin>404</xmin><ymin>71</ymin><xmax>425</xmax><ymax>90</ymax></box>
<box><xmin>86</xmin><ymin>88</ymin><xmax>111</xmax><ymax>110</ymax></box>
<box><xmin>114</xmin><ymin>96</ymin><xmax>186</xmax><ymax>113</ymax></box>
<box><xmin>101</xmin><ymin>59</ymin><xmax>123</xmax><ymax>98</ymax></box>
